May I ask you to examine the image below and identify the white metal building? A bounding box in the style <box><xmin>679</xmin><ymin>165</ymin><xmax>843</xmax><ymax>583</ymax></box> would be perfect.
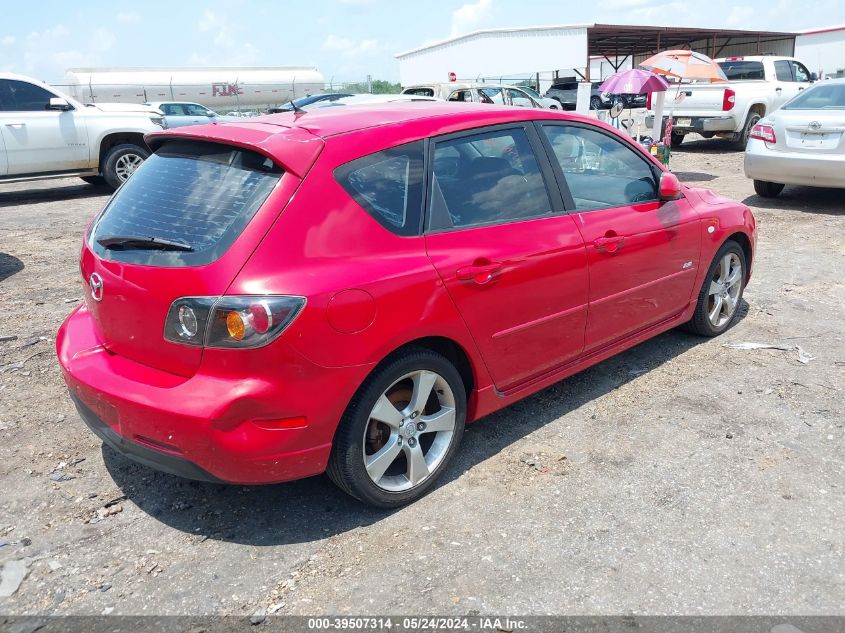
<box><xmin>796</xmin><ymin>26</ymin><xmax>845</xmax><ymax>79</ymax></box>
<box><xmin>396</xmin><ymin>24</ymin><xmax>797</xmax><ymax>90</ymax></box>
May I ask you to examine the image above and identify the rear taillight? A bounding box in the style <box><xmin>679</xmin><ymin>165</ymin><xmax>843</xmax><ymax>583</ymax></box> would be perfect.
<box><xmin>722</xmin><ymin>88</ymin><xmax>736</xmax><ymax>111</ymax></box>
<box><xmin>749</xmin><ymin>124</ymin><xmax>776</xmax><ymax>144</ymax></box>
<box><xmin>646</xmin><ymin>92</ymin><xmax>652</xmax><ymax>110</ymax></box>
<box><xmin>164</xmin><ymin>296</ymin><xmax>305</xmax><ymax>348</ymax></box>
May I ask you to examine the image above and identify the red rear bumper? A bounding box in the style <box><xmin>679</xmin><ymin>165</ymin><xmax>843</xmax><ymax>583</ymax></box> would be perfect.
<box><xmin>57</xmin><ymin>304</ymin><xmax>370</xmax><ymax>485</ymax></box>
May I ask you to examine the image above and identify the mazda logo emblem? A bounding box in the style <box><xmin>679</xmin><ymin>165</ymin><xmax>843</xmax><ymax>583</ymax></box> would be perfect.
<box><xmin>808</xmin><ymin>121</ymin><xmax>822</xmax><ymax>131</ymax></box>
<box><xmin>89</xmin><ymin>273</ymin><xmax>104</xmax><ymax>302</ymax></box>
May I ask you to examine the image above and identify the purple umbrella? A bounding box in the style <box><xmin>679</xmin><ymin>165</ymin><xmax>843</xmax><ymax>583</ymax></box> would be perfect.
<box><xmin>599</xmin><ymin>69</ymin><xmax>669</xmax><ymax>95</ymax></box>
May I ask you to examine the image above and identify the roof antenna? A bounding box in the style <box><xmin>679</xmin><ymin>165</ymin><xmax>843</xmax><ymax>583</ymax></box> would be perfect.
<box><xmin>288</xmin><ymin>99</ymin><xmax>305</xmax><ymax>115</ymax></box>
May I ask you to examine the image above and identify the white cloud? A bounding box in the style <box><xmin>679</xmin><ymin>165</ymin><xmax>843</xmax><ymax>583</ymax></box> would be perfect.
<box><xmin>322</xmin><ymin>34</ymin><xmax>380</xmax><ymax>58</ymax></box>
<box><xmin>116</xmin><ymin>11</ymin><xmax>141</xmax><ymax>24</ymax></box>
<box><xmin>2</xmin><ymin>35</ymin><xmax>15</xmax><ymax>46</ymax></box>
<box><xmin>450</xmin><ymin>0</ymin><xmax>493</xmax><ymax>37</ymax></box>
<box><xmin>191</xmin><ymin>10</ymin><xmax>260</xmax><ymax>65</ymax></box>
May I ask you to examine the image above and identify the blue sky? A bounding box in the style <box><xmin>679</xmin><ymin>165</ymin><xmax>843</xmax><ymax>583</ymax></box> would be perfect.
<box><xmin>2</xmin><ymin>0</ymin><xmax>843</xmax><ymax>84</ymax></box>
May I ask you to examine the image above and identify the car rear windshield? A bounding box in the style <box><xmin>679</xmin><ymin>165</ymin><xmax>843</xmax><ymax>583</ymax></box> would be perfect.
<box><xmin>403</xmin><ymin>88</ymin><xmax>435</xmax><ymax>97</ymax></box>
<box><xmin>88</xmin><ymin>140</ymin><xmax>282</xmax><ymax>267</ymax></box>
<box><xmin>717</xmin><ymin>61</ymin><xmax>765</xmax><ymax>80</ymax></box>
<box><xmin>783</xmin><ymin>83</ymin><xmax>845</xmax><ymax>109</ymax></box>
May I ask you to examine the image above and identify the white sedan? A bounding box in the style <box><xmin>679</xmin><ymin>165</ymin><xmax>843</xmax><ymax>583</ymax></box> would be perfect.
<box><xmin>744</xmin><ymin>78</ymin><xmax>845</xmax><ymax>197</ymax></box>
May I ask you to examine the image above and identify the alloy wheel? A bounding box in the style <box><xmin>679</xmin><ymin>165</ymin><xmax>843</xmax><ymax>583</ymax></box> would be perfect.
<box><xmin>707</xmin><ymin>252</ymin><xmax>742</xmax><ymax>328</ymax></box>
<box><xmin>362</xmin><ymin>370</ymin><xmax>457</xmax><ymax>492</ymax></box>
<box><xmin>114</xmin><ymin>153</ymin><xmax>144</xmax><ymax>182</ymax></box>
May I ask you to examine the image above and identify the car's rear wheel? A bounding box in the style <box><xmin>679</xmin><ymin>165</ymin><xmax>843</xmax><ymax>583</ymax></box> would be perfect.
<box><xmin>684</xmin><ymin>240</ymin><xmax>746</xmax><ymax>337</ymax></box>
<box><xmin>327</xmin><ymin>348</ymin><xmax>466</xmax><ymax>508</ymax></box>
<box><xmin>670</xmin><ymin>131</ymin><xmax>685</xmax><ymax>148</ymax></box>
<box><xmin>730</xmin><ymin>112</ymin><xmax>761</xmax><ymax>151</ymax></box>
<box><xmin>102</xmin><ymin>144</ymin><xmax>149</xmax><ymax>189</ymax></box>
<box><xmin>753</xmin><ymin>180</ymin><xmax>785</xmax><ymax>198</ymax></box>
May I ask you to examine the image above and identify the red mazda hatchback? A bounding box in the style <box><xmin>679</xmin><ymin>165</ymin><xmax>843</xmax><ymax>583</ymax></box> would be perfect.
<box><xmin>57</xmin><ymin>103</ymin><xmax>756</xmax><ymax>507</ymax></box>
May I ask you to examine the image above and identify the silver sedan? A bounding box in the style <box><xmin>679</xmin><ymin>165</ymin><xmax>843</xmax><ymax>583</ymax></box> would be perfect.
<box><xmin>744</xmin><ymin>78</ymin><xmax>845</xmax><ymax>197</ymax></box>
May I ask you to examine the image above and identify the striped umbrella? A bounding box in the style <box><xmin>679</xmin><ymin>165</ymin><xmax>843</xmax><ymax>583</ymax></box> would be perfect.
<box><xmin>640</xmin><ymin>49</ymin><xmax>728</xmax><ymax>82</ymax></box>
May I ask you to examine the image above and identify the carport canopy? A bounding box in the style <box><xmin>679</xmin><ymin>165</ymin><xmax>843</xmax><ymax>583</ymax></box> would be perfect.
<box><xmin>583</xmin><ymin>24</ymin><xmax>797</xmax><ymax>79</ymax></box>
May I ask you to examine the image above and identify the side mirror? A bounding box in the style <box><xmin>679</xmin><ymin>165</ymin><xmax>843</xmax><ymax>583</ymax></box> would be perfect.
<box><xmin>810</xmin><ymin>72</ymin><xmax>818</xmax><ymax>82</ymax></box>
<box><xmin>48</xmin><ymin>97</ymin><xmax>72</xmax><ymax>111</ymax></box>
<box><xmin>206</xmin><ymin>111</ymin><xmax>216</xmax><ymax>117</ymax></box>
<box><xmin>658</xmin><ymin>172</ymin><xmax>683</xmax><ymax>201</ymax></box>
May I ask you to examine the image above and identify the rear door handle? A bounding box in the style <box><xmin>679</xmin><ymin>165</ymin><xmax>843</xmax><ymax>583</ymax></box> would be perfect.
<box><xmin>456</xmin><ymin>262</ymin><xmax>503</xmax><ymax>284</ymax></box>
<box><xmin>593</xmin><ymin>235</ymin><xmax>625</xmax><ymax>253</ymax></box>
<box><xmin>4</xmin><ymin>122</ymin><xmax>25</xmax><ymax>127</ymax></box>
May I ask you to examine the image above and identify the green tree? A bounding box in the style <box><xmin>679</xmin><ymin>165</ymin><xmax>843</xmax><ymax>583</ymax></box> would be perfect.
<box><xmin>338</xmin><ymin>79</ymin><xmax>402</xmax><ymax>94</ymax></box>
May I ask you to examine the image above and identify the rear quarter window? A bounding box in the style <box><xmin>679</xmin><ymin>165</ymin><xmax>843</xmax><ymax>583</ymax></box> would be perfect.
<box><xmin>334</xmin><ymin>141</ymin><xmax>425</xmax><ymax>236</ymax></box>
<box><xmin>88</xmin><ymin>140</ymin><xmax>282</xmax><ymax>267</ymax></box>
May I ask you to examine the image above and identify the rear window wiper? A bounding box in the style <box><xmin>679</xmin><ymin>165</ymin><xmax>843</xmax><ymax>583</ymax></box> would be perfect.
<box><xmin>96</xmin><ymin>235</ymin><xmax>194</xmax><ymax>252</ymax></box>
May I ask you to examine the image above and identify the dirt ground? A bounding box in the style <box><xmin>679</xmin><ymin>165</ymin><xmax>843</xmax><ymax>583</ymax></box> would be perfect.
<box><xmin>0</xmin><ymin>136</ymin><xmax>843</xmax><ymax>617</ymax></box>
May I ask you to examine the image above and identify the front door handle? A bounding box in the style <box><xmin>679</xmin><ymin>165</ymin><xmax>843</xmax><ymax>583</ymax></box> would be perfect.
<box><xmin>593</xmin><ymin>235</ymin><xmax>625</xmax><ymax>253</ymax></box>
<box><xmin>456</xmin><ymin>262</ymin><xmax>503</xmax><ymax>284</ymax></box>
<box><xmin>4</xmin><ymin>122</ymin><xmax>25</xmax><ymax>127</ymax></box>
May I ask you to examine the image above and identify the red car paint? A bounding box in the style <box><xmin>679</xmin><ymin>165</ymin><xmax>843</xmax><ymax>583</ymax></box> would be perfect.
<box><xmin>56</xmin><ymin>103</ymin><xmax>756</xmax><ymax>485</ymax></box>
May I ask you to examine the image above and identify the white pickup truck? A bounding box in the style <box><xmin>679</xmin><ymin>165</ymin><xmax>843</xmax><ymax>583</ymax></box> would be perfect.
<box><xmin>651</xmin><ymin>56</ymin><xmax>817</xmax><ymax>150</ymax></box>
<box><xmin>0</xmin><ymin>72</ymin><xmax>166</xmax><ymax>189</ymax></box>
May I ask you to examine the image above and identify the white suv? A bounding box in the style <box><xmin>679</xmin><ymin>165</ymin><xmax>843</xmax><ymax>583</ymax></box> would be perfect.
<box><xmin>0</xmin><ymin>73</ymin><xmax>166</xmax><ymax>189</ymax></box>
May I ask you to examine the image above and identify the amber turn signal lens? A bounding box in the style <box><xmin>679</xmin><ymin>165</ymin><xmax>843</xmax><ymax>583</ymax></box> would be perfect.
<box><xmin>225</xmin><ymin>310</ymin><xmax>246</xmax><ymax>341</ymax></box>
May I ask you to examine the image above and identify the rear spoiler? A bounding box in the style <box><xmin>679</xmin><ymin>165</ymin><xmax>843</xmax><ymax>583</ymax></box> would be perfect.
<box><xmin>145</xmin><ymin>123</ymin><xmax>324</xmax><ymax>179</ymax></box>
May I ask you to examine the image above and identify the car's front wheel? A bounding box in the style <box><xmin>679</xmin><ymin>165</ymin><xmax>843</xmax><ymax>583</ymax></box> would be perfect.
<box><xmin>590</xmin><ymin>96</ymin><xmax>602</xmax><ymax>110</ymax></box>
<box><xmin>753</xmin><ymin>180</ymin><xmax>785</xmax><ymax>198</ymax></box>
<box><xmin>102</xmin><ymin>144</ymin><xmax>150</xmax><ymax>189</ymax></box>
<box><xmin>684</xmin><ymin>240</ymin><xmax>747</xmax><ymax>337</ymax></box>
<box><xmin>327</xmin><ymin>348</ymin><xmax>466</xmax><ymax>508</ymax></box>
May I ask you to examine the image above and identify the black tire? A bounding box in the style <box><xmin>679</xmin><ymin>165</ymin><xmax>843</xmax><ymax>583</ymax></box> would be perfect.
<box><xmin>613</xmin><ymin>95</ymin><xmax>628</xmax><ymax>109</ymax></box>
<box><xmin>700</xmin><ymin>132</ymin><xmax>716</xmax><ymax>139</ymax></box>
<box><xmin>102</xmin><ymin>144</ymin><xmax>150</xmax><ymax>190</ymax></box>
<box><xmin>327</xmin><ymin>348</ymin><xmax>467</xmax><ymax>508</ymax></box>
<box><xmin>670</xmin><ymin>131</ymin><xmax>685</xmax><ymax>148</ymax></box>
<box><xmin>683</xmin><ymin>240</ymin><xmax>747</xmax><ymax>337</ymax></box>
<box><xmin>590</xmin><ymin>96</ymin><xmax>602</xmax><ymax>110</ymax></box>
<box><xmin>549</xmin><ymin>104</ymin><xmax>559</xmax><ymax>110</ymax></box>
<box><xmin>80</xmin><ymin>176</ymin><xmax>107</xmax><ymax>186</ymax></box>
<box><xmin>753</xmin><ymin>180</ymin><xmax>785</xmax><ymax>198</ymax></box>
<box><xmin>730</xmin><ymin>112</ymin><xmax>762</xmax><ymax>151</ymax></box>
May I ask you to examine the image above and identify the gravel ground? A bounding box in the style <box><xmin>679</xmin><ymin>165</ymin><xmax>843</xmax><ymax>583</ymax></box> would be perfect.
<box><xmin>0</xmin><ymin>135</ymin><xmax>842</xmax><ymax>617</ymax></box>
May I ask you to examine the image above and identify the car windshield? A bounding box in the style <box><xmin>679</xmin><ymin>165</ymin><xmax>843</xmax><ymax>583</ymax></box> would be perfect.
<box><xmin>403</xmin><ymin>88</ymin><xmax>435</xmax><ymax>97</ymax></box>
<box><xmin>89</xmin><ymin>141</ymin><xmax>282</xmax><ymax>267</ymax></box>
<box><xmin>783</xmin><ymin>83</ymin><xmax>845</xmax><ymax>110</ymax></box>
<box><xmin>718</xmin><ymin>61</ymin><xmax>765</xmax><ymax>80</ymax></box>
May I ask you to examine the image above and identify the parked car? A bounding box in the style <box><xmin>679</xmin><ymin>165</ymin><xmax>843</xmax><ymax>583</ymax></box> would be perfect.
<box><xmin>401</xmin><ymin>83</ymin><xmax>556</xmax><ymax>108</ymax></box>
<box><xmin>57</xmin><ymin>102</ymin><xmax>756</xmax><ymax>507</ymax></box>
<box><xmin>608</xmin><ymin>92</ymin><xmax>647</xmax><ymax>110</ymax></box>
<box><xmin>266</xmin><ymin>93</ymin><xmax>353</xmax><ymax>113</ymax></box>
<box><xmin>744</xmin><ymin>78</ymin><xmax>845</xmax><ymax>197</ymax></box>
<box><xmin>648</xmin><ymin>56</ymin><xmax>817</xmax><ymax>149</ymax></box>
<box><xmin>545</xmin><ymin>81</ymin><xmax>608</xmax><ymax>110</ymax></box>
<box><xmin>144</xmin><ymin>101</ymin><xmax>236</xmax><ymax>128</ymax></box>
<box><xmin>0</xmin><ymin>72</ymin><xmax>165</xmax><ymax>189</ymax></box>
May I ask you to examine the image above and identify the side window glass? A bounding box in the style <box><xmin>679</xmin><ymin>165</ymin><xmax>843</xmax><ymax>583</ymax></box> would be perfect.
<box><xmin>3</xmin><ymin>80</ymin><xmax>55</xmax><ymax>112</ymax></box>
<box><xmin>774</xmin><ymin>61</ymin><xmax>794</xmax><ymax>82</ymax></box>
<box><xmin>792</xmin><ymin>62</ymin><xmax>811</xmax><ymax>83</ymax></box>
<box><xmin>429</xmin><ymin>127</ymin><xmax>552</xmax><ymax>231</ymax></box>
<box><xmin>508</xmin><ymin>88</ymin><xmax>531</xmax><ymax>107</ymax></box>
<box><xmin>448</xmin><ymin>90</ymin><xmax>472</xmax><ymax>102</ymax></box>
<box><xmin>479</xmin><ymin>88</ymin><xmax>504</xmax><ymax>105</ymax></box>
<box><xmin>542</xmin><ymin>125</ymin><xmax>658</xmax><ymax>212</ymax></box>
<box><xmin>335</xmin><ymin>141</ymin><xmax>424</xmax><ymax>236</ymax></box>
<box><xmin>185</xmin><ymin>104</ymin><xmax>208</xmax><ymax>116</ymax></box>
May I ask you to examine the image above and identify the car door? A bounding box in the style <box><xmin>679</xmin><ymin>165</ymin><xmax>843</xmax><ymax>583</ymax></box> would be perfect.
<box><xmin>0</xmin><ymin>78</ymin><xmax>89</xmax><ymax>175</ymax></box>
<box><xmin>537</xmin><ymin>121</ymin><xmax>701</xmax><ymax>352</ymax></box>
<box><xmin>507</xmin><ymin>88</ymin><xmax>536</xmax><ymax>108</ymax></box>
<box><xmin>424</xmin><ymin>124</ymin><xmax>589</xmax><ymax>391</ymax></box>
<box><xmin>0</xmin><ymin>127</ymin><xmax>7</xmax><ymax>176</ymax></box>
<box><xmin>160</xmin><ymin>103</ymin><xmax>190</xmax><ymax>128</ymax></box>
<box><xmin>184</xmin><ymin>103</ymin><xmax>215</xmax><ymax>125</ymax></box>
<box><xmin>773</xmin><ymin>60</ymin><xmax>800</xmax><ymax>109</ymax></box>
